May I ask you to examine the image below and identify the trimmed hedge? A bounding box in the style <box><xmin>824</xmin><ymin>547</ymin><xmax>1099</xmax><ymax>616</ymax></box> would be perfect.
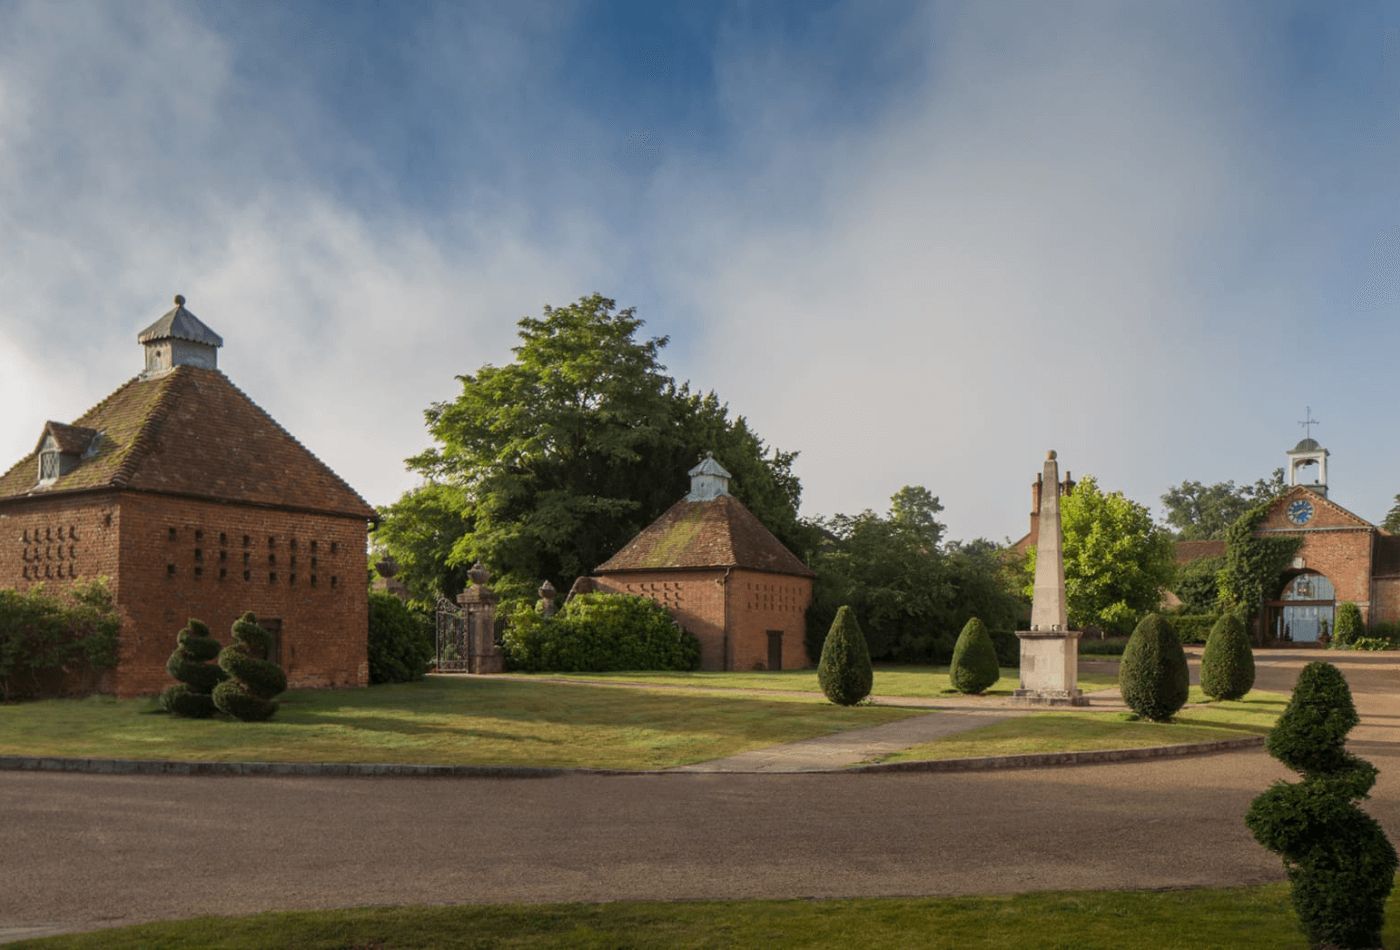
<box><xmin>1331</xmin><ymin>601</ymin><xmax>1363</xmax><ymax>649</ymax></box>
<box><xmin>1119</xmin><ymin>613</ymin><xmax>1189</xmax><ymax>722</ymax></box>
<box><xmin>990</xmin><ymin>629</ymin><xmax>1019</xmax><ymax>666</ymax></box>
<box><xmin>1246</xmin><ymin>662</ymin><xmax>1397</xmax><ymax>948</ymax></box>
<box><xmin>949</xmin><ymin>618</ymin><xmax>999</xmax><ymax>695</ymax></box>
<box><xmin>213</xmin><ymin>613</ymin><xmax>287</xmax><ymax>722</ymax></box>
<box><xmin>1169</xmin><ymin>613</ymin><xmax>1219</xmax><ymax>645</ymax></box>
<box><xmin>160</xmin><ymin>618</ymin><xmax>226</xmax><ymax>717</ymax></box>
<box><xmin>818</xmin><ymin>606</ymin><xmax>873</xmax><ymax>706</ymax></box>
<box><xmin>501</xmin><ymin>593</ymin><xmax>700</xmax><ymax>673</ymax></box>
<box><xmin>0</xmin><ymin>580</ymin><xmax>120</xmax><ymax>701</ymax></box>
<box><xmin>368</xmin><ymin>593</ymin><xmax>434</xmax><ymax>684</ymax></box>
<box><xmin>1199</xmin><ymin>613</ymin><xmax>1254</xmax><ymax>701</ymax></box>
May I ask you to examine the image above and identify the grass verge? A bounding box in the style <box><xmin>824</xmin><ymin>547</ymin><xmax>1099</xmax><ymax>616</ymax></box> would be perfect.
<box><xmin>532</xmin><ymin>664</ymin><xmax>1119</xmax><ymax>698</ymax></box>
<box><xmin>20</xmin><ymin>882</ymin><xmax>1400</xmax><ymax>949</ymax></box>
<box><xmin>0</xmin><ymin>677</ymin><xmax>917</xmax><ymax>771</ymax></box>
<box><xmin>880</xmin><ymin>688</ymin><xmax>1285</xmax><ymax>763</ymax></box>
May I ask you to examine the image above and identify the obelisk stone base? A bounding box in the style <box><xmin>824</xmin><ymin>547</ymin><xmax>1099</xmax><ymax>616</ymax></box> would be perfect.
<box><xmin>1012</xmin><ymin>629</ymin><xmax>1088</xmax><ymax>706</ymax></box>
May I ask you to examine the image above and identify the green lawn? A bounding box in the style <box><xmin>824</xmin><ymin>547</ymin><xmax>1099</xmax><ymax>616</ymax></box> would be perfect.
<box><xmin>532</xmin><ymin>664</ymin><xmax>1120</xmax><ymax>698</ymax></box>
<box><xmin>21</xmin><ymin>882</ymin><xmax>1400</xmax><ymax>949</ymax></box>
<box><xmin>0</xmin><ymin>676</ymin><xmax>917</xmax><ymax>771</ymax></box>
<box><xmin>881</xmin><ymin>688</ymin><xmax>1286</xmax><ymax>763</ymax></box>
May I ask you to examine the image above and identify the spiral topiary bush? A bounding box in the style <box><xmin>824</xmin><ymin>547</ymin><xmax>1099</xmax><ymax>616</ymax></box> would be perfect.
<box><xmin>212</xmin><ymin>612</ymin><xmax>287</xmax><ymax>722</ymax></box>
<box><xmin>949</xmin><ymin>617</ymin><xmax>1000</xmax><ymax>695</ymax></box>
<box><xmin>1199</xmin><ymin>612</ymin><xmax>1255</xmax><ymax>701</ymax></box>
<box><xmin>818</xmin><ymin>606</ymin><xmax>873</xmax><ymax>706</ymax></box>
<box><xmin>1246</xmin><ymin>662</ymin><xmax>1396</xmax><ymax>948</ymax></box>
<box><xmin>159</xmin><ymin>618</ymin><xmax>226</xmax><ymax>718</ymax></box>
<box><xmin>1119</xmin><ymin>613</ymin><xmax>1189</xmax><ymax>722</ymax></box>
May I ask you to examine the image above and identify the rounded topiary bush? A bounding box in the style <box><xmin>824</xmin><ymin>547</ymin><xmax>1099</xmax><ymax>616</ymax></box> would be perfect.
<box><xmin>1119</xmin><ymin>613</ymin><xmax>1189</xmax><ymax>722</ymax></box>
<box><xmin>1332</xmin><ymin>601</ymin><xmax>1363</xmax><ymax>649</ymax></box>
<box><xmin>212</xmin><ymin>612</ymin><xmax>287</xmax><ymax>722</ymax></box>
<box><xmin>159</xmin><ymin>618</ymin><xmax>226</xmax><ymax>718</ymax></box>
<box><xmin>1199</xmin><ymin>612</ymin><xmax>1255</xmax><ymax>701</ymax></box>
<box><xmin>950</xmin><ymin>617</ymin><xmax>999</xmax><ymax>695</ymax></box>
<box><xmin>1246</xmin><ymin>662</ymin><xmax>1396</xmax><ymax>948</ymax></box>
<box><xmin>818</xmin><ymin>606</ymin><xmax>872</xmax><ymax>706</ymax></box>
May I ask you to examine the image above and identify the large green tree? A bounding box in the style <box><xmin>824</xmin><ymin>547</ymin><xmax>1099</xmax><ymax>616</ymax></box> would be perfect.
<box><xmin>1160</xmin><ymin>469</ymin><xmax>1285</xmax><ymax>540</ymax></box>
<box><xmin>1026</xmin><ymin>475</ymin><xmax>1174</xmax><ymax>635</ymax></box>
<box><xmin>1383</xmin><ymin>494</ymin><xmax>1400</xmax><ymax>534</ymax></box>
<box><xmin>806</xmin><ymin>487</ymin><xmax>1022</xmax><ymax>663</ymax></box>
<box><xmin>374</xmin><ymin>294</ymin><xmax>811</xmax><ymax>601</ymax></box>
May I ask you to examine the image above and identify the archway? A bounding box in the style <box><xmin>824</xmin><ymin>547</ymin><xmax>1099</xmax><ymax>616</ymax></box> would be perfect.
<box><xmin>1264</xmin><ymin>571</ymin><xmax>1336</xmax><ymax>644</ymax></box>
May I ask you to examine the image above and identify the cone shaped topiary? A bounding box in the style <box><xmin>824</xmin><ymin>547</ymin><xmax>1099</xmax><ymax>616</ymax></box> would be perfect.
<box><xmin>950</xmin><ymin>617</ymin><xmax>1000</xmax><ymax>695</ymax></box>
<box><xmin>1246</xmin><ymin>662</ymin><xmax>1396</xmax><ymax>948</ymax></box>
<box><xmin>818</xmin><ymin>606</ymin><xmax>873</xmax><ymax>706</ymax></box>
<box><xmin>159</xmin><ymin>618</ymin><xmax>227</xmax><ymax>718</ymax></box>
<box><xmin>1119</xmin><ymin>613</ymin><xmax>1189</xmax><ymax>722</ymax></box>
<box><xmin>212</xmin><ymin>612</ymin><xmax>287</xmax><ymax>722</ymax></box>
<box><xmin>1200</xmin><ymin>612</ymin><xmax>1255</xmax><ymax>701</ymax></box>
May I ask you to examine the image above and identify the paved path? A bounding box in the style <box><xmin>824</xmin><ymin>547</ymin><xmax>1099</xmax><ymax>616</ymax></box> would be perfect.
<box><xmin>671</xmin><ymin>709</ymin><xmax>1022</xmax><ymax>772</ymax></box>
<box><xmin>2</xmin><ymin>651</ymin><xmax>1397</xmax><ymax>941</ymax></box>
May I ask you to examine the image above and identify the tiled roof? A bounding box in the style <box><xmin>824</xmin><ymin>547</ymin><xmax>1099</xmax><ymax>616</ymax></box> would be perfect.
<box><xmin>40</xmin><ymin>422</ymin><xmax>101</xmax><ymax>456</ymax></box>
<box><xmin>1174</xmin><ymin>539</ymin><xmax>1227</xmax><ymax>564</ymax></box>
<box><xmin>596</xmin><ymin>493</ymin><xmax>813</xmax><ymax>577</ymax></box>
<box><xmin>1375</xmin><ymin>536</ymin><xmax>1400</xmax><ymax>577</ymax></box>
<box><xmin>0</xmin><ymin>367</ymin><xmax>374</xmax><ymax>519</ymax></box>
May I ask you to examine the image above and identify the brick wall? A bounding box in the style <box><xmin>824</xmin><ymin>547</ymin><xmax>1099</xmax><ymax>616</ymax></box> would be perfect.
<box><xmin>1258</xmin><ymin>494</ymin><xmax>1377</xmax><ymax>624</ymax></box>
<box><xmin>1371</xmin><ymin>577</ymin><xmax>1400</xmax><ymax>626</ymax></box>
<box><xmin>726</xmin><ymin>569</ymin><xmax>812</xmax><ymax>671</ymax></box>
<box><xmin>0</xmin><ymin>492</ymin><xmax>123</xmax><ymax>594</ymax></box>
<box><xmin>113</xmin><ymin>493</ymin><xmax>369</xmax><ymax>696</ymax></box>
<box><xmin>593</xmin><ymin>570</ymin><xmax>728</xmax><ymax>669</ymax></box>
<box><xmin>592</xmin><ymin>567</ymin><xmax>812</xmax><ymax>671</ymax></box>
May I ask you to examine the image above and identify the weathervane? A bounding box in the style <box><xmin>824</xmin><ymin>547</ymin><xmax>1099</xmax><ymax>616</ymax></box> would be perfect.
<box><xmin>1298</xmin><ymin>406</ymin><xmax>1320</xmax><ymax>440</ymax></box>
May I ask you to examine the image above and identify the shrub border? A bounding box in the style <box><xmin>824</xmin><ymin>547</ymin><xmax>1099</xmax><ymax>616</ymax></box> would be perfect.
<box><xmin>0</xmin><ymin>734</ymin><xmax>1264</xmax><ymax>779</ymax></box>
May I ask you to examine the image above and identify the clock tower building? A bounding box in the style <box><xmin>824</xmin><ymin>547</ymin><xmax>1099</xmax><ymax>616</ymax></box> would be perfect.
<box><xmin>1246</xmin><ymin>434</ymin><xmax>1400</xmax><ymax>643</ymax></box>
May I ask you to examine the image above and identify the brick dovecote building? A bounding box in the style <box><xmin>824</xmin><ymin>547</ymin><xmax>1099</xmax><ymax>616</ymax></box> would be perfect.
<box><xmin>587</xmin><ymin>454</ymin><xmax>814</xmax><ymax>671</ymax></box>
<box><xmin>0</xmin><ymin>296</ymin><xmax>375</xmax><ymax>696</ymax></box>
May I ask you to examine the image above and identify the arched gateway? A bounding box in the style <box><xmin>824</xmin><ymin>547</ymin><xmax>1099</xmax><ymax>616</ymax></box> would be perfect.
<box><xmin>1265</xmin><ymin>571</ymin><xmax>1336</xmax><ymax>643</ymax></box>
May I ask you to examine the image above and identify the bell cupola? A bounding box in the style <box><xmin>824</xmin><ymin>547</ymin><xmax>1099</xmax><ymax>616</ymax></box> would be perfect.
<box><xmin>138</xmin><ymin>294</ymin><xmax>223</xmax><ymax>377</ymax></box>
<box><xmin>1287</xmin><ymin>408</ymin><xmax>1328</xmax><ymax>496</ymax></box>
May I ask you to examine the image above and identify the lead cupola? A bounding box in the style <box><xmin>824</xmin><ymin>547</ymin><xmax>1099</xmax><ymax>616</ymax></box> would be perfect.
<box><xmin>138</xmin><ymin>294</ymin><xmax>223</xmax><ymax>377</ymax></box>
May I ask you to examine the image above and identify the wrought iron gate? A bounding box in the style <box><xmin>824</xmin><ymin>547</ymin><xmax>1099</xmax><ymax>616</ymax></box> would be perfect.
<box><xmin>435</xmin><ymin>596</ymin><xmax>469</xmax><ymax>672</ymax></box>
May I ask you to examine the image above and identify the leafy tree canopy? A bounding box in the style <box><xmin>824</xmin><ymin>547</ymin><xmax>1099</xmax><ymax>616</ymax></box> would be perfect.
<box><xmin>1160</xmin><ymin>469</ymin><xmax>1285</xmax><ymax>540</ymax></box>
<box><xmin>807</xmin><ymin>487</ymin><xmax>1022</xmax><ymax>662</ymax></box>
<box><xmin>374</xmin><ymin>294</ymin><xmax>811</xmax><ymax>602</ymax></box>
<box><xmin>1383</xmin><ymin>494</ymin><xmax>1400</xmax><ymax>534</ymax></box>
<box><xmin>1026</xmin><ymin>475</ymin><xmax>1174</xmax><ymax>635</ymax></box>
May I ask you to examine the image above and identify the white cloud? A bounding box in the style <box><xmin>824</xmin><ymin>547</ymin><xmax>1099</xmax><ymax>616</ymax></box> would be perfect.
<box><xmin>2</xmin><ymin>1</ymin><xmax>1397</xmax><ymax>542</ymax></box>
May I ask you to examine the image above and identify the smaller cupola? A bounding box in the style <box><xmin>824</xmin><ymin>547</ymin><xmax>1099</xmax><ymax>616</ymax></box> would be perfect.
<box><xmin>34</xmin><ymin>422</ymin><xmax>101</xmax><ymax>487</ymax></box>
<box><xmin>138</xmin><ymin>294</ymin><xmax>223</xmax><ymax>377</ymax></box>
<box><xmin>687</xmin><ymin>452</ymin><xmax>733</xmax><ymax>501</ymax></box>
<box><xmin>1287</xmin><ymin>408</ymin><xmax>1328</xmax><ymax>497</ymax></box>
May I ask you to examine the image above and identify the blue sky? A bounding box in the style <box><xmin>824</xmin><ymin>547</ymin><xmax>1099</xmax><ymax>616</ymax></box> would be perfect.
<box><xmin>1</xmin><ymin>1</ymin><xmax>1398</xmax><ymax>542</ymax></box>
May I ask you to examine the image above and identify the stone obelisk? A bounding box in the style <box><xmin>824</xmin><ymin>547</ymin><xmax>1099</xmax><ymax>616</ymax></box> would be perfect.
<box><xmin>1013</xmin><ymin>450</ymin><xmax>1087</xmax><ymax>705</ymax></box>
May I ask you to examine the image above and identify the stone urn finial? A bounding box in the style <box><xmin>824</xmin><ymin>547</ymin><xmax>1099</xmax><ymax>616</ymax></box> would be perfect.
<box><xmin>538</xmin><ymin>579</ymin><xmax>556</xmax><ymax>600</ymax></box>
<box><xmin>468</xmin><ymin>561</ymin><xmax>490</xmax><ymax>587</ymax></box>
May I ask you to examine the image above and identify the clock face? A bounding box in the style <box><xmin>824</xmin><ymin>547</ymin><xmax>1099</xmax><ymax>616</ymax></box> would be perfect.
<box><xmin>1287</xmin><ymin>498</ymin><xmax>1315</xmax><ymax>526</ymax></box>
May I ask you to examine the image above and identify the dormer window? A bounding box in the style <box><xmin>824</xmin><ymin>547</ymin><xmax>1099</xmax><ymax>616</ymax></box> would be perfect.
<box><xmin>32</xmin><ymin>423</ymin><xmax>100</xmax><ymax>489</ymax></box>
<box><xmin>38</xmin><ymin>439</ymin><xmax>60</xmax><ymax>486</ymax></box>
